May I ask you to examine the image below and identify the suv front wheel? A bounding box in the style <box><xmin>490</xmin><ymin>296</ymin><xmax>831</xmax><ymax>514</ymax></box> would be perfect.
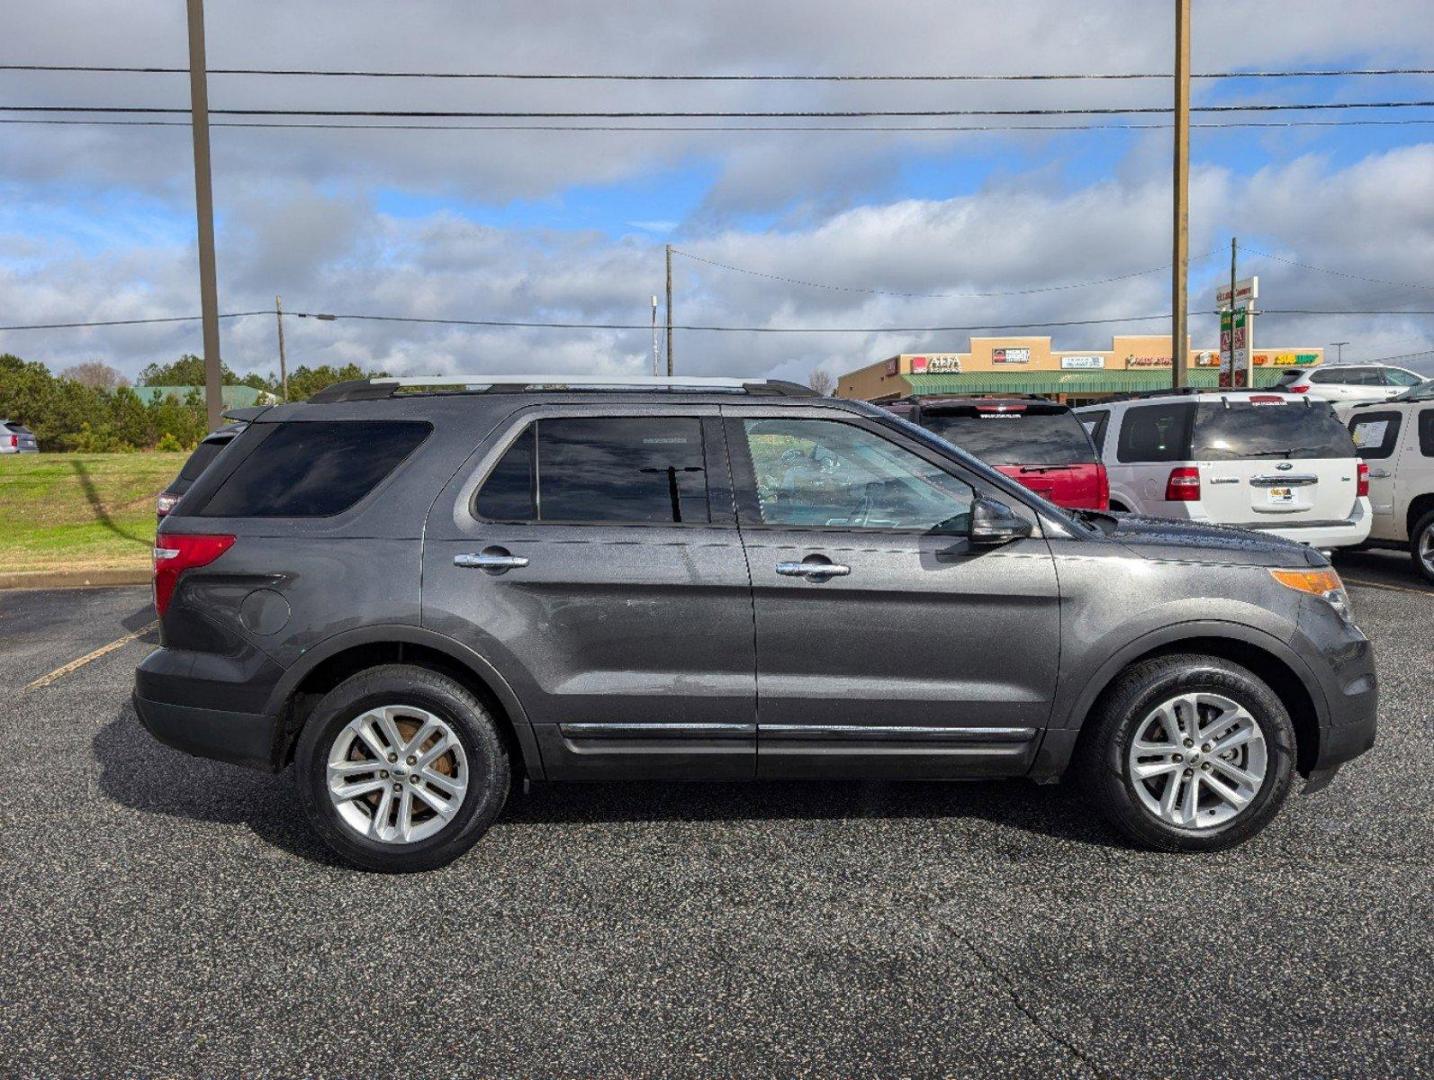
<box><xmin>294</xmin><ymin>664</ymin><xmax>510</xmax><ymax>872</ymax></box>
<box><xmin>1077</xmin><ymin>654</ymin><xmax>1296</xmax><ymax>852</ymax></box>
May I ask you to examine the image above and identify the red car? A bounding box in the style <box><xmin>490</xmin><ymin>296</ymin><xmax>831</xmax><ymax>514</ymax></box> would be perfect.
<box><xmin>883</xmin><ymin>396</ymin><xmax>1109</xmax><ymax>510</ymax></box>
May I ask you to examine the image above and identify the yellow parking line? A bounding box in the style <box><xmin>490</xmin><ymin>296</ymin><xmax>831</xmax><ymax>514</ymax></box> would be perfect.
<box><xmin>24</xmin><ymin>621</ymin><xmax>158</xmax><ymax>691</ymax></box>
<box><xmin>1343</xmin><ymin>577</ymin><xmax>1434</xmax><ymax>597</ymax></box>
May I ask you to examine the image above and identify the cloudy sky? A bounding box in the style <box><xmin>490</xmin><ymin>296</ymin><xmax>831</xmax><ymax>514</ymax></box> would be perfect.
<box><xmin>3</xmin><ymin>0</ymin><xmax>1434</xmax><ymax>385</ymax></box>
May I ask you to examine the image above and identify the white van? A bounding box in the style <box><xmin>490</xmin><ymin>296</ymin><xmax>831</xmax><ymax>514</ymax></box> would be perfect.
<box><xmin>1347</xmin><ymin>388</ymin><xmax>1434</xmax><ymax>583</ymax></box>
<box><xmin>1076</xmin><ymin>392</ymin><xmax>1371</xmax><ymax>551</ymax></box>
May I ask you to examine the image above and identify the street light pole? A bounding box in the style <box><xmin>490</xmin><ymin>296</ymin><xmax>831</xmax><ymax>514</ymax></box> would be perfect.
<box><xmin>1330</xmin><ymin>341</ymin><xmax>1349</xmax><ymax>364</ymax></box>
<box><xmin>1171</xmin><ymin>0</ymin><xmax>1191</xmax><ymax>389</ymax></box>
<box><xmin>185</xmin><ymin>0</ymin><xmax>223</xmax><ymax>430</ymax></box>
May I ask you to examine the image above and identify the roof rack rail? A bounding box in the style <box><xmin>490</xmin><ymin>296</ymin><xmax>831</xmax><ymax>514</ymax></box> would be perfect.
<box><xmin>1102</xmin><ymin>386</ymin><xmax>1296</xmax><ymax>403</ymax></box>
<box><xmin>308</xmin><ymin>374</ymin><xmax>817</xmax><ymax>403</ymax></box>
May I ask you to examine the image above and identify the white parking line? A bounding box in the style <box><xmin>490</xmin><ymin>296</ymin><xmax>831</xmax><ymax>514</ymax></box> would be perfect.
<box><xmin>1343</xmin><ymin>577</ymin><xmax>1434</xmax><ymax>597</ymax></box>
<box><xmin>24</xmin><ymin>621</ymin><xmax>158</xmax><ymax>691</ymax></box>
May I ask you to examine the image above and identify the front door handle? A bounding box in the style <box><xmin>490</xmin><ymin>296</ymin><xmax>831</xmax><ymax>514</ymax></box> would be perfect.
<box><xmin>454</xmin><ymin>548</ymin><xmax>529</xmax><ymax>571</ymax></box>
<box><xmin>776</xmin><ymin>559</ymin><xmax>851</xmax><ymax>579</ymax></box>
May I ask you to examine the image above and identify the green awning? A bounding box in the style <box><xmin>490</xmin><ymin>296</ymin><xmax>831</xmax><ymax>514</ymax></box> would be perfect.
<box><xmin>904</xmin><ymin>368</ymin><xmax>1288</xmax><ymax>396</ymax></box>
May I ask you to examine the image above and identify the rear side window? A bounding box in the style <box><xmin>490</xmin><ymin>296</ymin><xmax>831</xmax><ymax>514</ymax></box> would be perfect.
<box><xmin>177</xmin><ymin>439</ymin><xmax>227</xmax><ymax>484</ymax></box>
<box><xmin>4</xmin><ymin>422</ymin><xmax>30</xmax><ymax>433</ymax></box>
<box><xmin>198</xmin><ymin>421</ymin><xmax>430</xmax><ymax>517</ymax></box>
<box><xmin>1078</xmin><ymin>409</ymin><xmax>1110</xmax><ymax>455</ymax></box>
<box><xmin>1420</xmin><ymin>410</ymin><xmax>1434</xmax><ymax>457</ymax></box>
<box><xmin>1192</xmin><ymin>401</ymin><xmax>1354</xmax><ymax>460</ymax></box>
<box><xmin>1274</xmin><ymin>370</ymin><xmax>1304</xmax><ymax>388</ymax></box>
<box><xmin>1116</xmin><ymin>404</ymin><xmax>1192</xmax><ymax>463</ymax></box>
<box><xmin>475</xmin><ymin>417</ymin><xmax>709</xmax><ymax>524</ymax></box>
<box><xmin>1386</xmin><ymin>368</ymin><xmax>1423</xmax><ymax>388</ymax></box>
<box><xmin>917</xmin><ymin>407</ymin><xmax>1096</xmax><ymax>466</ymax></box>
<box><xmin>1349</xmin><ymin>412</ymin><xmax>1403</xmax><ymax>460</ymax></box>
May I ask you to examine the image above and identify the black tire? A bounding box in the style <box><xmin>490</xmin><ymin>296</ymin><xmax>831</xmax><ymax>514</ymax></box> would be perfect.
<box><xmin>1075</xmin><ymin>654</ymin><xmax>1296</xmax><ymax>852</ymax></box>
<box><xmin>294</xmin><ymin>664</ymin><xmax>510</xmax><ymax>872</ymax></box>
<box><xmin>1410</xmin><ymin>510</ymin><xmax>1434</xmax><ymax>586</ymax></box>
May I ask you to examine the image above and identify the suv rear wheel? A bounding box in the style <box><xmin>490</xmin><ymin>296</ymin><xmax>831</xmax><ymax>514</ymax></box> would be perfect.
<box><xmin>294</xmin><ymin>664</ymin><xmax>510</xmax><ymax>872</ymax></box>
<box><xmin>1076</xmin><ymin>654</ymin><xmax>1296</xmax><ymax>852</ymax></box>
<box><xmin>1410</xmin><ymin>510</ymin><xmax>1434</xmax><ymax>585</ymax></box>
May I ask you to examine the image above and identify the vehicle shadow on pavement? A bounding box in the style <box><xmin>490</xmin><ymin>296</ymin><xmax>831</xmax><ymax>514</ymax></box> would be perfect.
<box><xmin>94</xmin><ymin>702</ymin><xmax>1126</xmax><ymax>861</ymax></box>
<box><xmin>93</xmin><ymin>704</ymin><xmax>346</xmax><ymax>867</ymax></box>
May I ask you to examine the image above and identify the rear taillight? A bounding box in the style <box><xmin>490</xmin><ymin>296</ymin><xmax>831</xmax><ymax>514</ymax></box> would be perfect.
<box><xmin>1357</xmin><ymin>461</ymin><xmax>1370</xmax><ymax>498</ymax></box>
<box><xmin>1165</xmin><ymin>466</ymin><xmax>1201</xmax><ymax>501</ymax></box>
<box><xmin>153</xmin><ymin>533</ymin><xmax>234</xmax><ymax>617</ymax></box>
<box><xmin>1288</xmin><ymin>384</ymin><xmax>1311</xmax><ymax>393</ymax></box>
<box><xmin>1096</xmin><ymin>464</ymin><xmax>1110</xmax><ymax>510</ymax></box>
<box><xmin>7</xmin><ymin>434</ymin><xmax>16</xmax><ymax>449</ymax></box>
<box><xmin>155</xmin><ymin>492</ymin><xmax>180</xmax><ymax>518</ymax></box>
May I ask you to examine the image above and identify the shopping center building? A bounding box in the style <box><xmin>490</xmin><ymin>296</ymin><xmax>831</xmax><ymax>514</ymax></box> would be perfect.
<box><xmin>835</xmin><ymin>334</ymin><xmax>1324</xmax><ymax>404</ymax></box>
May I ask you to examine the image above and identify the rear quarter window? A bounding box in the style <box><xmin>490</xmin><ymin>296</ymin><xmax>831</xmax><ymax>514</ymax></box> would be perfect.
<box><xmin>196</xmin><ymin>420</ymin><xmax>430</xmax><ymax>517</ymax></box>
<box><xmin>1420</xmin><ymin>409</ymin><xmax>1434</xmax><ymax>457</ymax></box>
<box><xmin>1115</xmin><ymin>404</ymin><xmax>1192</xmax><ymax>463</ymax></box>
<box><xmin>1349</xmin><ymin>411</ymin><xmax>1403</xmax><ymax>460</ymax></box>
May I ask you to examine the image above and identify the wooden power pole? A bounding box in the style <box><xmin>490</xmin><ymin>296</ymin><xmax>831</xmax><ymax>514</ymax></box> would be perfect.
<box><xmin>275</xmin><ymin>295</ymin><xmax>289</xmax><ymax>402</ymax></box>
<box><xmin>1171</xmin><ymin>0</ymin><xmax>1191</xmax><ymax>389</ymax></box>
<box><xmin>665</xmin><ymin>244</ymin><xmax>674</xmax><ymax>376</ymax></box>
<box><xmin>186</xmin><ymin>0</ymin><xmax>223</xmax><ymax>430</ymax></box>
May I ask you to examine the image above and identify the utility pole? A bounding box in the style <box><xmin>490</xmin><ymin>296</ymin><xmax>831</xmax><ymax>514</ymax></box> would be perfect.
<box><xmin>275</xmin><ymin>295</ymin><xmax>289</xmax><ymax>402</ymax></box>
<box><xmin>665</xmin><ymin>244</ymin><xmax>674</xmax><ymax>376</ymax></box>
<box><xmin>1171</xmin><ymin>0</ymin><xmax>1191</xmax><ymax>389</ymax></box>
<box><xmin>186</xmin><ymin>0</ymin><xmax>223</xmax><ymax>430</ymax></box>
<box><xmin>650</xmin><ymin>295</ymin><xmax>660</xmax><ymax>376</ymax></box>
<box><xmin>1330</xmin><ymin>341</ymin><xmax>1349</xmax><ymax>364</ymax></box>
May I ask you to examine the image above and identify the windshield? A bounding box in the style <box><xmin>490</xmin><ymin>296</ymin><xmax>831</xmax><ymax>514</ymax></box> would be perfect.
<box><xmin>919</xmin><ymin>409</ymin><xmax>1096</xmax><ymax>466</ymax></box>
<box><xmin>1191</xmin><ymin>401</ymin><xmax>1355</xmax><ymax>460</ymax></box>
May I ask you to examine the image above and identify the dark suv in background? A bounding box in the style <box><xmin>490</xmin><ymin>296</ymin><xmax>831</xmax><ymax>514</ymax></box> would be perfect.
<box><xmin>134</xmin><ymin>376</ymin><xmax>1376</xmax><ymax>871</ymax></box>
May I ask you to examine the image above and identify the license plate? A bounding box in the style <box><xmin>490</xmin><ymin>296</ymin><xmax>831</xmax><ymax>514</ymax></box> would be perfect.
<box><xmin>1267</xmin><ymin>486</ymin><xmax>1294</xmax><ymax>504</ymax></box>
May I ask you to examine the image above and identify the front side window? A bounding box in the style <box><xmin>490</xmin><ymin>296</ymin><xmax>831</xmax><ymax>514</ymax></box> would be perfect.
<box><xmin>474</xmin><ymin>416</ymin><xmax>709</xmax><ymax>524</ymax></box>
<box><xmin>736</xmin><ymin>418</ymin><xmax>973</xmax><ymax>532</ymax></box>
<box><xmin>1116</xmin><ymin>404</ymin><xmax>1192</xmax><ymax>463</ymax></box>
<box><xmin>1349</xmin><ymin>412</ymin><xmax>1402</xmax><ymax>460</ymax></box>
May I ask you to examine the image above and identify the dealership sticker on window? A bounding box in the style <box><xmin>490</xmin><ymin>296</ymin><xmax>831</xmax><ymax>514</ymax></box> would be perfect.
<box><xmin>1352</xmin><ymin>420</ymin><xmax>1388</xmax><ymax>448</ymax></box>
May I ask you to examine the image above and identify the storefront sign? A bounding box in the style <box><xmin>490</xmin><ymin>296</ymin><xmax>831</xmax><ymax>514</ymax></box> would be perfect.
<box><xmin>909</xmin><ymin>354</ymin><xmax>962</xmax><ymax>374</ymax></box>
<box><xmin>1126</xmin><ymin>355</ymin><xmax>1173</xmax><ymax>367</ymax></box>
<box><xmin>1060</xmin><ymin>355</ymin><xmax>1105</xmax><ymax>369</ymax></box>
<box><xmin>1220</xmin><ymin>307</ymin><xmax>1251</xmax><ymax>388</ymax></box>
<box><xmin>1194</xmin><ymin>351</ymin><xmax>1220</xmax><ymax>367</ymax></box>
<box><xmin>991</xmin><ymin>347</ymin><xmax>1030</xmax><ymax>365</ymax></box>
<box><xmin>1216</xmin><ymin>275</ymin><xmax>1259</xmax><ymax>307</ymax></box>
<box><xmin>1253</xmin><ymin>352</ymin><xmax>1319</xmax><ymax>367</ymax></box>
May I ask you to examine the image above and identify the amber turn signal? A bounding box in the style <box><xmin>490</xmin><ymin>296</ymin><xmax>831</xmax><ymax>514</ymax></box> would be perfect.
<box><xmin>1268</xmin><ymin>568</ymin><xmax>1343</xmax><ymax>596</ymax></box>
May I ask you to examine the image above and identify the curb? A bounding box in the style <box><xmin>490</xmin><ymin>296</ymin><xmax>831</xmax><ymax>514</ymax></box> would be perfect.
<box><xmin>0</xmin><ymin>568</ymin><xmax>152</xmax><ymax>591</ymax></box>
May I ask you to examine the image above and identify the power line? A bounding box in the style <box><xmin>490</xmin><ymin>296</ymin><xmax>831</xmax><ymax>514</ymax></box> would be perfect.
<box><xmin>6</xmin><ymin>116</ymin><xmax>1434</xmax><ymax>135</ymax></box>
<box><xmin>6</xmin><ymin>100</ymin><xmax>1434</xmax><ymax>119</ymax></box>
<box><xmin>1258</xmin><ymin>308</ymin><xmax>1434</xmax><ymax>316</ymax></box>
<box><xmin>1245</xmin><ymin>246</ymin><xmax>1434</xmax><ymax>293</ymax></box>
<box><xmin>672</xmin><ymin>247</ymin><xmax>1220</xmax><ymax>298</ymax></box>
<box><xmin>0</xmin><ymin>311</ymin><xmax>269</xmax><ymax>331</ymax></box>
<box><xmin>4</xmin><ymin>63</ymin><xmax>1434</xmax><ymax>81</ymax></box>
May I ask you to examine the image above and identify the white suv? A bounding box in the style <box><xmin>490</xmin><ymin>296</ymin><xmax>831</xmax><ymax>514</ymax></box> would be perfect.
<box><xmin>1076</xmin><ymin>392</ymin><xmax>1371</xmax><ymax>551</ymax></box>
<box><xmin>1346</xmin><ymin>386</ymin><xmax>1434</xmax><ymax>582</ymax></box>
<box><xmin>1276</xmin><ymin>364</ymin><xmax>1426</xmax><ymax>406</ymax></box>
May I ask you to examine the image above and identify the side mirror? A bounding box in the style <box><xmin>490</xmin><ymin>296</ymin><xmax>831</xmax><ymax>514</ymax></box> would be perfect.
<box><xmin>968</xmin><ymin>496</ymin><xmax>1034</xmax><ymax>545</ymax></box>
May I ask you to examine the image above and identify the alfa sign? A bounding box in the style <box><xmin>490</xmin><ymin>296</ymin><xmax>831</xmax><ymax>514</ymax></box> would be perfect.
<box><xmin>909</xmin><ymin>354</ymin><xmax>961</xmax><ymax>374</ymax></box>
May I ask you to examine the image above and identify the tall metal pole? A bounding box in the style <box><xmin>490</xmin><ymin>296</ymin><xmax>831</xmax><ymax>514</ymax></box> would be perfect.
<box><xmin>665</xmin><ymin>244</ymin><xmax>674</xmax><ymax>376</ymax></box>
<box><xmin>650</xmin><ymin>295</ymin><xmax>660</xmax><ymax>376</ymax></box>
<box><xmin>1171</xmin><ymin>0</ymin><xmax>1191</xmax><ymax>389</ymax></box>
<box><xmin>186</xmin><ymin>0</ymin><xmax>223</xmax><ymax>430</ymax></box>
<box><xmin>275</xmin><ymin>295</ymin><xmax>289</xmax><ymax>402</ymax></box>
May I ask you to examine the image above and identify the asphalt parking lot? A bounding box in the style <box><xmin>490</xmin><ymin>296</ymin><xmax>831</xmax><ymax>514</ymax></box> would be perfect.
<box><xmin>2</xmin><ymin>552</ymin><xmax>1431</xmax><ymax>1078</ymax></box>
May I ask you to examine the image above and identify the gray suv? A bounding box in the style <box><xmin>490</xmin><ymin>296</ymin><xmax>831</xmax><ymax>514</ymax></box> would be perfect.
<box><xmin>133</xmin><ymin>376</ymin><xmax>1377</xmax><ymax>871</ymax></box>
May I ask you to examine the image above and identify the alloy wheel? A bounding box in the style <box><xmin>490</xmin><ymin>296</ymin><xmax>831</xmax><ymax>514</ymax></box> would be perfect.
<box><xmin>326</xmin><ymin>705</ymin><xmax>469</xmax><ymax>844</ymax></box>
<box><xmin>1126</xmin><ymin>692</ymin><xmax>1267</xmax><ymax>830</ymax></box>
<box><xmin>1419</xmin><ymin>525</ymin><xmax>1434</xmax><ymax>577</ymax></box>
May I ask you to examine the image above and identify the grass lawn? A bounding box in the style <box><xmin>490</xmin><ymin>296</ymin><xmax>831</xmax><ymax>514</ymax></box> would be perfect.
<box><xmin>0</xmin><ymin>453</ymin><xmax>185</xmax><ymax>573</ymax></box>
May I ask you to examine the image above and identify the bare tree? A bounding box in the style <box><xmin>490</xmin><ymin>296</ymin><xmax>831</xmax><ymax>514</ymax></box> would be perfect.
<box><xmin>807</xmin><ymin>367</ymin><xmax>835</xmax><ymax>396</ymax></box>
<box><xmin>61</xmin><ymin>362</ymin><xmax>129</xmax><ymax>390</ymax></box>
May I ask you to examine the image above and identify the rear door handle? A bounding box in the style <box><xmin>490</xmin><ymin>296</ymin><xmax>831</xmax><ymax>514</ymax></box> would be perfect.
<box><xmin>776</xmin><ymin>560</ymin><xmax>851</xmax><ymax>579</ymax></box>
<box><xmin>1368</xmin><ymin>469</ymin><xmax>1392</xmax><ymax>479</ymax></box>
<box><xmin>454</xmin><ymin>549</ymin><xmax>529</xmax><ymax>570</ymax></box>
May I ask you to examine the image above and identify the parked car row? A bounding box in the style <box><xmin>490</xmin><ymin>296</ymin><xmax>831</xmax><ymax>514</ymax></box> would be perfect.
<box><xmin>0</xmin><ymin>420</ymin><xmax>38</xmax><ymax>453</ymax></box>
<box><xmin>1347</xmin><ymin>383</ymin><xmax>1434</xmax><ymax>583</ymax></box>
<box><xmin>137</xmin><ymin>375</ymin><xmax>1377</xmax><ymax>872</ymax></box>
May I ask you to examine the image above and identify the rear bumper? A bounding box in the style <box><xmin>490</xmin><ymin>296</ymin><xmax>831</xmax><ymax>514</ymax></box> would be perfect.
<box><xmin>132</xmin><ymin>645</ymin><xmax>284</xmax><ymax>771</ymax></box>
<box><xmin>1246</xmin><ymin>499</ymin><xmax>1372</xmax><ymax>550</ymax></box>
<box><xmin>133</xmin><ymin>692</ymin><xmax>279</xmax><ymax>771</ymax></box>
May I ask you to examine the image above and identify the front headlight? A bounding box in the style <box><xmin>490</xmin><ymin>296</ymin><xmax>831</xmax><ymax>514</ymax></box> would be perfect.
<box><xmin>1269</xmin><ymin>567</ymin><xmax>1353</xmax><ymax>620</ymax></box>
